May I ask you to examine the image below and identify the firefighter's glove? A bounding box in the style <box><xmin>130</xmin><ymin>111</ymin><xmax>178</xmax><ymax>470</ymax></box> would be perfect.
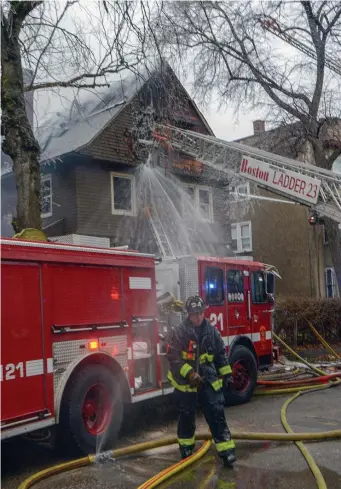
<box><xmin>188</xmin><ymin>371</ymin><xmax>203</xmax><ymax>387</ymax></box>
<box><xmin>223</xmin><ymin>375</ymin><xmax>233</xmax><ymax>389</ymax></box>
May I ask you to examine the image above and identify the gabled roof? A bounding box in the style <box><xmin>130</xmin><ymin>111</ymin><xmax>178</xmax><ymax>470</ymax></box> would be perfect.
<box><xmin>36</xmin><ymin>68</ymin><xmax>150</xmax><ymax>162</ymax></box>
<box><xmin>36</xmin><ymin>63</ymin><xmax>214</xmax><ymax>163</ymax></box>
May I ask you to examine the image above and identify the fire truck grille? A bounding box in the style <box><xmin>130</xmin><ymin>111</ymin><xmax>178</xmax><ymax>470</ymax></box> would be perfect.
<box><xmin>52</xmin><ymin>336</ymin><xmax>128</xmax><ymax>395</ymax></box>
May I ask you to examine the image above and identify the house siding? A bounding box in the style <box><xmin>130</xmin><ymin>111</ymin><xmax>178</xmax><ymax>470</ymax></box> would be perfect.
<box><xmin>43</xmin><ymin>163</ymin><xmax>77</xmax><ymax>237</ymax></box>
<box><xmin>73</xmin><ymin>159</ymin><xmax>231</xmax><ymax>256</ymax></box>
<box><xmin>79</xmin><ymin>104</ymin><xmax>137</xmax><ymax>165</ymax></box>
<box><xmin>229</xmin><ymin>183</ymin><xmax>322</xmax><ymax>298</ymax></box>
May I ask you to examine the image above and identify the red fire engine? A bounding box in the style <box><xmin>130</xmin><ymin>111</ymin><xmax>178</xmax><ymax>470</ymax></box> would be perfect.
<box><xmin>1</xmin><ymin>238</ymin><xmax>277</xmax><ymax>453</ymax></box>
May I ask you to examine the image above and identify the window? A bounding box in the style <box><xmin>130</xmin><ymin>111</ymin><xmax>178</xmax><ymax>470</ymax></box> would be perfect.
<box><xmin>230</xmin><ymin>182</ymin><xmax>250</xmax><ymax>201</ymax></box>
<box><xmin>251</xmin><ymin>271</ymin><xmax>267</xmax><ymax>303</ymax></box>
<box><xmin>205</xmin><ymin>267</ymin><xmax>224</xmax><ymax>305</ymax></box>
<box><xmin>41</xmin><ymin>174</ymin><xmax>52</xmax><ymax>218</ymax></box>
<box><xmin>231</xmin><ymin>221</ymin><xmax>252</xmax><ymax>253</ymax></box>
<box><xmin>227</xmin><ymin>269</ymin><xmax>244</xmax><ymax>302</ymax></box>
<box><xmin>111</xmin><ymin>172</ymin><xmax>136</xmax><ymax>216</ymax></box>
<box><xmin>332</xmin><ymin>155</ymin><xmax>341</xmax><ymax>174</ymax></box>
<box><xmin>182</xmin><ymin>184</ymin><xmax>213</xmax><ymax>222</ymax></box>
<box><xmin>325</xmin><ymin>268</ymin><xmax>339</xmax><ymax>298</ymax></box>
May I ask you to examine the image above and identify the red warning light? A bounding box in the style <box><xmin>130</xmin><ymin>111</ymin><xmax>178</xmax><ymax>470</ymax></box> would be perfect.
<box><xmin>110</xmin><ymin>287</ymin><xmax>120</xmax><ymax>300</ymax></box>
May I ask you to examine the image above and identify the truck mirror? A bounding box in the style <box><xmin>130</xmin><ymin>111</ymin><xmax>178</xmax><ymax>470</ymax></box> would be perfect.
<box><xmin>266</xmin><ymin>293</ymin><xmax>275</xmax><ymax>305</ymax></box>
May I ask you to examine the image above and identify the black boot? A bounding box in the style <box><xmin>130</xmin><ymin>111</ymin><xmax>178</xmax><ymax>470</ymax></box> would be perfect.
<box><xmin>221</xmin><ymin>448</ymin><xmax>237</xmax><ymax>467</ymax></box>
<box><xmin>180</xmin><ymin>446</ymin><xmax>194</xmax><ymax>459</ymax></box>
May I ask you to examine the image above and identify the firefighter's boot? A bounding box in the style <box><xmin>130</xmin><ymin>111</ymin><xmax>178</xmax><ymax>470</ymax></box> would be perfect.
<box><xmin>179</xmin><ymin>446</ymin><xmax>194</xmax><ymax>459</ymax></box>
<box><xmin>221</xmin><ymin>448</ymin><xmax>237</xmax><ymax>467</ymax></box>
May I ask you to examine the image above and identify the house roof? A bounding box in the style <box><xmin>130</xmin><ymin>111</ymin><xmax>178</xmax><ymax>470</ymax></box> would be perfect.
<box><xmin>235</xmin><ymin>122</ymin><xmax>303</xmax><ymax>159</ymax></box>
<box><xmin>37</xmin><ymin>68</ymin><xmax>150</xmax><ymax>162</ymax></box>
<box><xmin>36</xmin><ymin>63</ymin><xmax>214</xmax><ymax>163</ymax></box>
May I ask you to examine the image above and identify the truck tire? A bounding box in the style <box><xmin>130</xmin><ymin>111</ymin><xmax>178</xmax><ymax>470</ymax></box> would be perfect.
<box><xmin>58</xmin><ymin>364</ymin><xmax>123</xmax><ymax>454</ymax></box>
<box><xmin>224</xmin><ymin>345</ymin><xmax>257</xmax><ymax>406</ymax></box>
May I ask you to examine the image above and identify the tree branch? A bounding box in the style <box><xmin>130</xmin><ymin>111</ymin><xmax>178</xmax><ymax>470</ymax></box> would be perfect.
<box><xmin>26</xmin><ymin>63</ymin><xmax>140</xmax><ymax>91</ymax></box>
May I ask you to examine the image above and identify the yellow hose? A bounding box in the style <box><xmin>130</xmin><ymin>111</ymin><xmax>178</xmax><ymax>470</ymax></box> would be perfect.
<box><xmin>18</xmin><ymin>333</ymin><xmax>340</xmax><ymax>489</ymax></box>
<box><xmin>17</xmin><ymin>427</ymin><xmax>341</xmax><ymax>489</ymax></box>
<box><xmin>272</xmin><ymin>332</ymin><xmax>327</xmax><ymax>376</ymax></box>
<box><xmin>306</xmin><ymin>320</ymin><xmax>340</xmax><ymax>360</ymax></box>
<box><xmin>255</xmin><ymin>382</ymin><xmax>329</xmax><ymax>396</ymax></box>
<box><xmin>281</xmin><ymin>392</ymin><xmax>327</xmax><ymax>489</ymax></box>
<box><xmin>137</xmin><ymin>440</ymin><xmax>212</xmax><ymax>489</ymax></box>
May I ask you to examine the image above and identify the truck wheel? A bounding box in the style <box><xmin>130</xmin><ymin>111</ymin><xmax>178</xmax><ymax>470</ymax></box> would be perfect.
<box><xmin>58</xmin><ymin>364</ymin><xmax>123</xmax><ymax>454</ymax></box>
<box><xmin>225</xmin><ymin>345</ymin><xmax>257</xmax><ymax>406</ymax></box>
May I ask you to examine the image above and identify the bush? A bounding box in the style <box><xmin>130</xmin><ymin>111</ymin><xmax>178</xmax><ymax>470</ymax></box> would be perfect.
<box><xmin>274</xmin><ymin>297</ymin><xmax>341</xmax><ymax>347</ymax></box>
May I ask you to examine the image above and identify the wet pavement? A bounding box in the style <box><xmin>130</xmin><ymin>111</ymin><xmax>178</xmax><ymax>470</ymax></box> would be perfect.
<box><xmin>2</xmin><ymin>387</ymin><xmax>341</xmax><ymax>489</ymax></box>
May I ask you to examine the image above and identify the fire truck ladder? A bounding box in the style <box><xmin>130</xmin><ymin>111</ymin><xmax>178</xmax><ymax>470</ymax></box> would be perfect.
<box><xmin>260</xmin><ymin>17</ymin><xmax>341</xmax><ymax>76</ymax></box>
<box><xmin>146</xmin><ymin>178</ymin><xmax>175</xmax><ymax>258</ymax></box>
<box><xmin>152</xmin><ymin>124</ymin><xmax>341</xmax><ymax>223</ymax></box>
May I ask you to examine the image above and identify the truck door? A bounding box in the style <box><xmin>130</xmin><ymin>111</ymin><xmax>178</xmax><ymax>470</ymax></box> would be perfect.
<box><xmin>1</xmin><ymin>263</ymin><xmax>46</xmax><ymax>423</ymax></box>
<box><xmin>202</xmin><ymin>265</ymin><xmax>226</xmax><ymax>337</ymax></box>
<box><xmin>226</xmin><ymin>268</ymin><xmax>251</xmax><ymax>345</ymax></box>
<box><xmin>250</xmin><ymin>270</ymin><xmax>272</xmax><ymax>358</ymax></box>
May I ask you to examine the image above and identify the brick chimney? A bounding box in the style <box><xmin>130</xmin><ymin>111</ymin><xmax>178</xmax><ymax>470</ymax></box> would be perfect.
<box><xmin>253</xmin><ymin>120</ymin><xmax>265</xmax><ymax>135</ymax></box>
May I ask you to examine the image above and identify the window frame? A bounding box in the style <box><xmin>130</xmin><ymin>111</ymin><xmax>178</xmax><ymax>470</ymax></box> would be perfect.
<box><xmin>230</xmin><ymin>182</ymin><xmax>250</xmax><ymax>202</ymax></box>
<box><xmin>41</xmin><ymin>174</ymin><xmax>53</xmax><ymax>218</ymax></box>
<box><xmin>231</xmin><ymin>221</ymin><xmax>252</xmax><ymax>253</ymax></box>
<box><xmin>110</xmin><ymin>171</ymin><xmax>136</xmax><ymax>216</ymax></box>
<box><xmin>226</xmin><ymin>269</ymin><xmax>245</xmax><ymax>303</ymax></box>
<box><xmin>204</xmin><ymin>266</ymin><xmax>225</xmax><ymax>305</ymax></box>
<box><xmin>182</xmin><ymin>184</ymin><xmax>213</xmax><ymax>223</ymax></box>
<box><xmin>324</xmin><ymin>267</ymin><xmax>339</xmax><ymax>298</ymax></box>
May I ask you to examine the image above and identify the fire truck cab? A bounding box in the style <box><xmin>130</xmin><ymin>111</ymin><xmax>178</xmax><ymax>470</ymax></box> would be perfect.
<box><xmin>1</xmin><ymin>239</ymin><xmax>277</xmax><ymax>453</ymax></box>
<box><xmin>156</xmin><ymin>255</ymin><xmax>277</xmax><ymax>406</ymax></box>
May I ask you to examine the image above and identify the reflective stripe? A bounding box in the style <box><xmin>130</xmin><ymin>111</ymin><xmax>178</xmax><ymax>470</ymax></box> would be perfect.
<box><xmin>219</xmin><ymin>364</ymin><xmax>232</xmax><ymax>376</ymax></box>
<box><xmin>178</xmin><ymin>436</ymin><xmax>195</xmax><ymax>447</ymax></box>
<box><xmin>180</xmin><ymin>363</ymin><xmax>193</xmax><ymax>378</ymax></box>
<box><xmin>199</xmin><ymin>353</ymin><xmax>214</xmax><ymax>364</ymax></box>
<box><xmin>215</xmin><ymin>439</ymin><xmax>236</xmax><ymax>452</ymax></box>
<box><xmin>167</xmin><ymin>371</ymin><xmax>197</xmax><ymax>393</ymax></box>
<box><xmin>211</xmin><ymin>378</ymin><xmax>223</xmax><ymax>391</ymax></box>
<box><xmin>182</xmin><ymin>351</ymin><xmax>195</xmax><ymax>360</ymax></box>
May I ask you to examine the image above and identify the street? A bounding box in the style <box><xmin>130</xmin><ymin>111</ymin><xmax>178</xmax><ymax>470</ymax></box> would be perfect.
<box><xmin>2</xmin><ymin>387</ymin><xmax>341</xmax><ymax>489</ymax></box>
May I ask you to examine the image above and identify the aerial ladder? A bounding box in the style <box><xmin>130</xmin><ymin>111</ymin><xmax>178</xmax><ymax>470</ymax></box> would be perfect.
<box><xmin>260</xmin><ymin>17</ymin><xmax>341</xmax><ymax>76</ymax></box>
<box><xmin>143</xmin><ymin>172</ymin><xmax>175</xmax><ymax>258</ymax></box>
<box><xmin>150</xmin><ymin>124</ymin><xmax>341</xmax><ymax>224</ymax></box>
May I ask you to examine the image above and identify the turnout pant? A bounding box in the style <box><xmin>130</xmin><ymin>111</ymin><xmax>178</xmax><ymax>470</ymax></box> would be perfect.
<box><xmin>174</xmin><ymin>386</ymin><xmax>235</xmax><ymax>457</ymax></box>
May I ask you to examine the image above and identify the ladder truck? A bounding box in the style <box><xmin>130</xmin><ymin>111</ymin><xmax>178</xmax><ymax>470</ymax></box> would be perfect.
<box><xmin>151</xmin><ymin>124</ymin><xmax>341</xmax><ymax>224</ymax></box>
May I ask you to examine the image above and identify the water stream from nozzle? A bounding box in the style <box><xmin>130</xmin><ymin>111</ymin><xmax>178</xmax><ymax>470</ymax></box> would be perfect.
<box><xmin>136</xmin><ymin>155</ymin><xmax>222</xmax><ymax>257</ymax></box>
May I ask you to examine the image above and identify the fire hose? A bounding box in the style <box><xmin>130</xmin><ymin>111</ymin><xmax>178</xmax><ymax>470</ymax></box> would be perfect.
<box><xmin>18</xmin><ymin>333</ymin><xmax>341</xmax><ymax>489</ymax></box>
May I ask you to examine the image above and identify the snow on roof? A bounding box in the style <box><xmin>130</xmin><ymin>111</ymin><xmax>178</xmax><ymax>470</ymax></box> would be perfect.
<box><xmin>36</xmin><ymin>66</ymin><xmax>155</xmax><ymax>162</ymax></box>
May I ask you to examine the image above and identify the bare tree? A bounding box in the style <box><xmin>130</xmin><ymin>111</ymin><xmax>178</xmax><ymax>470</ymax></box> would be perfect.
<box><xmin>149</xmin><ymin>0</ymin><xmax>341</xmax><ymax>291</ymax></box>
<box><xmin>1</xmin><ymin>0</ymin><xmax>147</xmax><ymax>232</ymax></box>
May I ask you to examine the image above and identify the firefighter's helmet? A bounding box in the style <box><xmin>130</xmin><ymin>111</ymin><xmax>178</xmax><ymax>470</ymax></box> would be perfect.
<box><xmin>185</xmin><ymin>295</ymin><xmax>206</xmax><ymax>314</ymax></box>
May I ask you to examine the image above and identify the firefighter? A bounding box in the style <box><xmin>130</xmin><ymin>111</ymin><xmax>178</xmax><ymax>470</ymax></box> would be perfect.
<box><xmin>167</xmin><ymin>295</ymin><xmax>236</xmax><ymax>467</ymax></box>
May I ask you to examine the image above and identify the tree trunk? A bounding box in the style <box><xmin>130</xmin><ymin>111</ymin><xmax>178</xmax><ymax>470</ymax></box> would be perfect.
<box><xmin>324</xmin><ymin>218</ymin><xmax>341</xmax><ymax>295</ymax></box>
<box><xmin>1</xmin><ymin>23</ymin><xmax>41</xmax><ymax>232</ymax></box>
